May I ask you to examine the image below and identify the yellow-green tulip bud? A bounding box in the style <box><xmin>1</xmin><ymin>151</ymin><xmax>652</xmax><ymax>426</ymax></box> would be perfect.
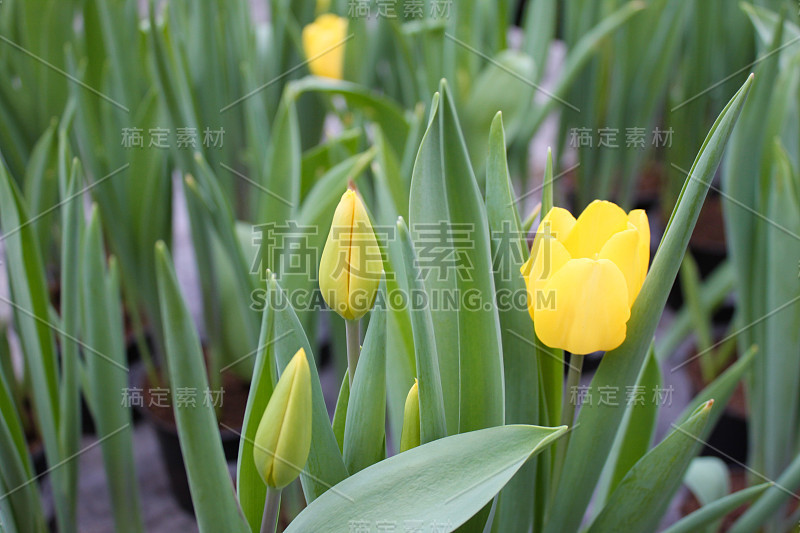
<box><xmin>253</xmin><ymin>348</ymin><xmax>312</xmax><ymax>489</ymax></box>
<box><xmin>319</xmin><ymin>188</ymin><xmax>382</xmax><ymax>320</ymax></box>
<box><xmin>399</xmin><ymin>380</ymin><xmax>420</xmax><ymax>452</ymax></box>
<box><xmin>302</xmin><ymin>14</ymin><xmax>347</xmax><ymax>79</ymax></box>
<box><xmin>520</xmin><ymin>200</ymin><xmax>650</xmax><ymax>355</ymax></box>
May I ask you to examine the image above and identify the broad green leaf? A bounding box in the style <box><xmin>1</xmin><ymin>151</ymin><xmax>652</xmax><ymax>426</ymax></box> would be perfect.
<box><xmin>343</xmin><ymin>291</ymin><xmax>387</xmax><ymax>474</ymax></box>
<box><xmin>484</xmin><ymin>113</ymin><xmax>539</xmax><ymax>533</ymax></box>
<box><xmin>395</xmin><ymin>218</ymin><xmax>447</xmax><ymax>443</ymax></box>
<box><xmin>544</xmin><ymin>74</ymin><xmax>753</xmax><ymax>533</ymax></box>
<box><xmin>81</xmin><ymin>208</ymin><xmax>142</xmax><ymax>533</ymax></box>
<box><xmin>285</xmin><ymin>425</ymin><xmax>567</xmax><ymax>533</ymax></box>
<box><xmin>588</xmin><ymin>401</ymin><xmax>713</xmax><ymax>532</ymax></box>
<box><xmin>155</xmin><ymin>243</ymin><xmax>250</xmax><ymax>533</ymax></box>
<box><xmin>663</xmin><ymin>483</ymin><xmax>770</xmax><ymax>533</ymax></box>
<box><xmin>408</xmin><ymin>80</ymin><xmax>504</xmax><ymax>436</ymax></box>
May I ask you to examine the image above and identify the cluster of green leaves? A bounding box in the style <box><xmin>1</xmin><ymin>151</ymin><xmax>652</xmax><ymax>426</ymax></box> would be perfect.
<box><xmin>148</xmin><ymin>73</ymin><xmax>757</xmax><ymax>533</ymax></box>
<box><xmin>0</xmin><ymin>0</ymin><xmax>796</xmax><ymax>532</ymax></box>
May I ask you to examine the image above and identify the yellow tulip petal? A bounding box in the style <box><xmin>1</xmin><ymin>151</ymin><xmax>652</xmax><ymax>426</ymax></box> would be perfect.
<box><xmin>628</xmin><ymin>209</ymin><xmax>650</xmax><ymax>284</ymax></box>
<box><xmin>302</xmin><ymin>14</ymin><xmax>347</xmax><ymax>79</ymax></box>
<box><xmin>563</xmin><ymin>200</ymin><xmax>629</xmax><ymax>259</ymax></box>
<box><xmin>319</xmin><ymin>189</ymin><xmax>382</xmax><ymax>320</ymax></box>
<box><xmin>534</xmin><ymin>258</ymin><xmax>630</xmax><ymax>355</ymax></box>
<box><xmin>347</xmin><ymin>191</ymin><xmax>383</xmax><ymax>317</ymax></box>
<box><xmin>521</xmin><ymin>236</ymin><xmax>571</xmax><ymax>321</ymax></box>
<box><xmin>319</xmin><ymin>190</ymin><xmax>356</xmax><ymax>318</ymax></box>
<box><xmin>599</xmin><ymin>225</ymin><xmax>642</xmax><ymax>305</ymax></box>
<box><xmin>254</xmin><ymin>348</ymin><xmax>313</xmax><ymax>489</ymax></box>
<box><xmin>271</xmin><ymin>350</ymin><xmax>312</xmax><ymax>488</ymax></box>
<box><xmin>535</xmin><ymin>207</ymin><xmax>577</xmax><ymax>244</ymax></box>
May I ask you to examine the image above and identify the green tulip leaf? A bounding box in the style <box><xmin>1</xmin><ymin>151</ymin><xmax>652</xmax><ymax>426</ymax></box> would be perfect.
<box><xmin>343</xmin><ymin>287</ymin><xmax>387</xmax><ymax>474</ymax></box>
<box><xmin>81</xmin><ymin>208</ymin><xmax>143</xmax><ymax>532</ymax></box>
<box><xmin>408</xmin><ymin>80</ymin><xmax>505</xmax><ymax>436</ymax></box>
<box><xmin>663</xmin><ymin>483</ymin><xmax>770</xmax><ymax>533</ymax></box>
<box><xmin>395</xmin><ymin>218</ymin><xmax>447</xmax><ymax>444</ymax></box>
<box><xmin>484</xmin><ymin>112</ymin><xmax>540</xmax><ymax>533</ymax></box>
<box><xmin>588</xmin><ymin>401</ymin><xmax>713</xmax><ymax>532</ymax></box>
<box><xmin>285</xmin><ymin>424</ymin><xmax>567</xmax><ymax>533</ymax></box>
<box><xmin>155</xmin><ymin>243</ymin><xmax>250</xmax><ymax>533</ymax></box>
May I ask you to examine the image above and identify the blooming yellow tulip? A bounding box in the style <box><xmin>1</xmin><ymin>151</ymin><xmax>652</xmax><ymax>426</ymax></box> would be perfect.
<box><xmin>253</xmin><ymin>348</ymin><xmax>312</xmax><ymax>489</ymax></box>
<box><xmin>302</xmin><ymin>14</ymin><xmax>347</xmax><ymax>79</ymax></box>
<box><xmin>319</xmin><ymin>188</ymin><xmax>382</xmax><ymax>320</ymax></box>
<box><xmin>521</xmin><ymin>200</ymin><xmax>650</xmax><ymax>355</ymax></box>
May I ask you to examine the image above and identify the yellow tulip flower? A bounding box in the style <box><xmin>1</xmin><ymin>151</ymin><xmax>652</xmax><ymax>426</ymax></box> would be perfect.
<box><xmin>319</xmin><ymin>188</ymin><xmax>383</xmax><ymax>320</ymax></box>
<box><xmin>253</xmin><ymin>348</ymin><xmax>312</xmax><ymax>489</ymax></box>
<box><xmin>521</xmin><ymin>200</ymin><xmax>650</xmax><ymax>355</ymax></box>
<box><xmin>302</xmin><ymin>14</ymin><xmax>347</xmax><ymax>79</ymax></box>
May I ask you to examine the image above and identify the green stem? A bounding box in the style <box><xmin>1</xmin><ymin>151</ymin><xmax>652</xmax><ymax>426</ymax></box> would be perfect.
<box><xmin>550</xmin><ymin>352</ymin><xmax>584</xmax><ymax>496</ymax></box>
<box><xmin>345</xmin><ymin>319</ymin><xmax>361</xmax><ymax>386</ymax></box>
<box><xmin>260</xmin><ymin>488</ymin><xmax>281</xmax><ymax>533</ymax></box>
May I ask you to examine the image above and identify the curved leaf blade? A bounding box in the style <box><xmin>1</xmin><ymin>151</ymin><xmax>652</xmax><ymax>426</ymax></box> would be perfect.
<box><xmin>285</xmin><ymin>425</ymin><xmax>567</xmax><ymax>533</ymax></box>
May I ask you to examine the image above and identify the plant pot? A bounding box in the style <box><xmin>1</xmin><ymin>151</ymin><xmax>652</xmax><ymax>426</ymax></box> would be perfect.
<box><xmin>132</xmin><ymin>363</ymin><xmax>250</xmax><ymax>514</ymax></box>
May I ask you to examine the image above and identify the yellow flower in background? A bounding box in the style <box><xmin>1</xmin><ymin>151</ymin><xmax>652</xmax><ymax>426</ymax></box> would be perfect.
<box><xmin>319</xmin><ymin>188</ymin><xmax>382</xmax><ymax>320</ymax></box>
<box><xmin>253</xmin><ymin>348</ymin><xmax>312</xmax><ymax>489</ymax></box>
<box><xmin>521</xmin><ymin>200</ymin><xmax>650</xmax><ymax>355</ymax></box>
<box><xmin>302</xmin><ymin>14</ymin><xmax>347</xmax><ymax>79</ymax></box>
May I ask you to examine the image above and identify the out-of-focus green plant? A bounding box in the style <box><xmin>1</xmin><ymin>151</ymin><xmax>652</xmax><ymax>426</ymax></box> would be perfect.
<box><xmin>559</xmin><ymin>0</ymin><xmax>690</xmax><ymax>209</ymax></box>
<box><xmin>720</xmin><ymin>7</ymin><xmax>800</xmax><ymax>531</ymax></box>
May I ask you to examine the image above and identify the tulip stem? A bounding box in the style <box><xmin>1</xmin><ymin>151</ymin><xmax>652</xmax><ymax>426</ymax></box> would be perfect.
<box><xmin>551</xmin><ymin>352</ymin><xmax>584</xmax><ymax>496</ymax></box>
<box><xmin>346</xmin><ymin>319</ymin><xmax>361</xmax><ymax>386</ymax></box>
<box><xmin>260</xmin><ymin>487</ymin><xmax>281</xmax><ymax>533</ymax></box>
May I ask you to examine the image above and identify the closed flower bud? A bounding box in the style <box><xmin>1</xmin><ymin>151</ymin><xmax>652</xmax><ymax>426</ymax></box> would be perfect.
<box><xmin>520</xmin><ymin>200</ymin><xmax>650</xmax><ymax>355</ymax></box>
<box><xmin>253</xmin><ymin>348</ymin><xmax>312</xmax><ymax>489</ymax></box>
<box><xmin>399</xmin><ymin>380</ymin><xmax>420</xmax><ymax>452</ymax></box>
<box><xmin>319</xmin><ymin>188</ymin><xmax>382</xmax><ymax>320</ymax></box>
<box><xmin>302</xmin><ymin>14</ymin><xmax>347</xmax><ymax>79</ymax></box>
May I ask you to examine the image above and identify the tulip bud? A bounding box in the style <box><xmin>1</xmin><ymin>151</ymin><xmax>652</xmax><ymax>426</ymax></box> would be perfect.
<box><xmin>253</xmin><ymin>348</ymin><xmax>312</xmax><ymax>489</ymax></box>
<box><xmin>399</xmin><ymin>380</ymin><xmax>420</xmax><ymax>452</ymax></box>
<box><xmin>302</xmin><ymin>14</ymin><xmax>347</xmax><ymax>79</ymax></box>
<box><xmin>319</xmin><ymin>188</ymin><xmax>382</xmax><ymax>320</ymax></box>
<box><xmin>520</xmin><ymin>200</ymin><xmax>650</xmax><ymax>355</ymax></box>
